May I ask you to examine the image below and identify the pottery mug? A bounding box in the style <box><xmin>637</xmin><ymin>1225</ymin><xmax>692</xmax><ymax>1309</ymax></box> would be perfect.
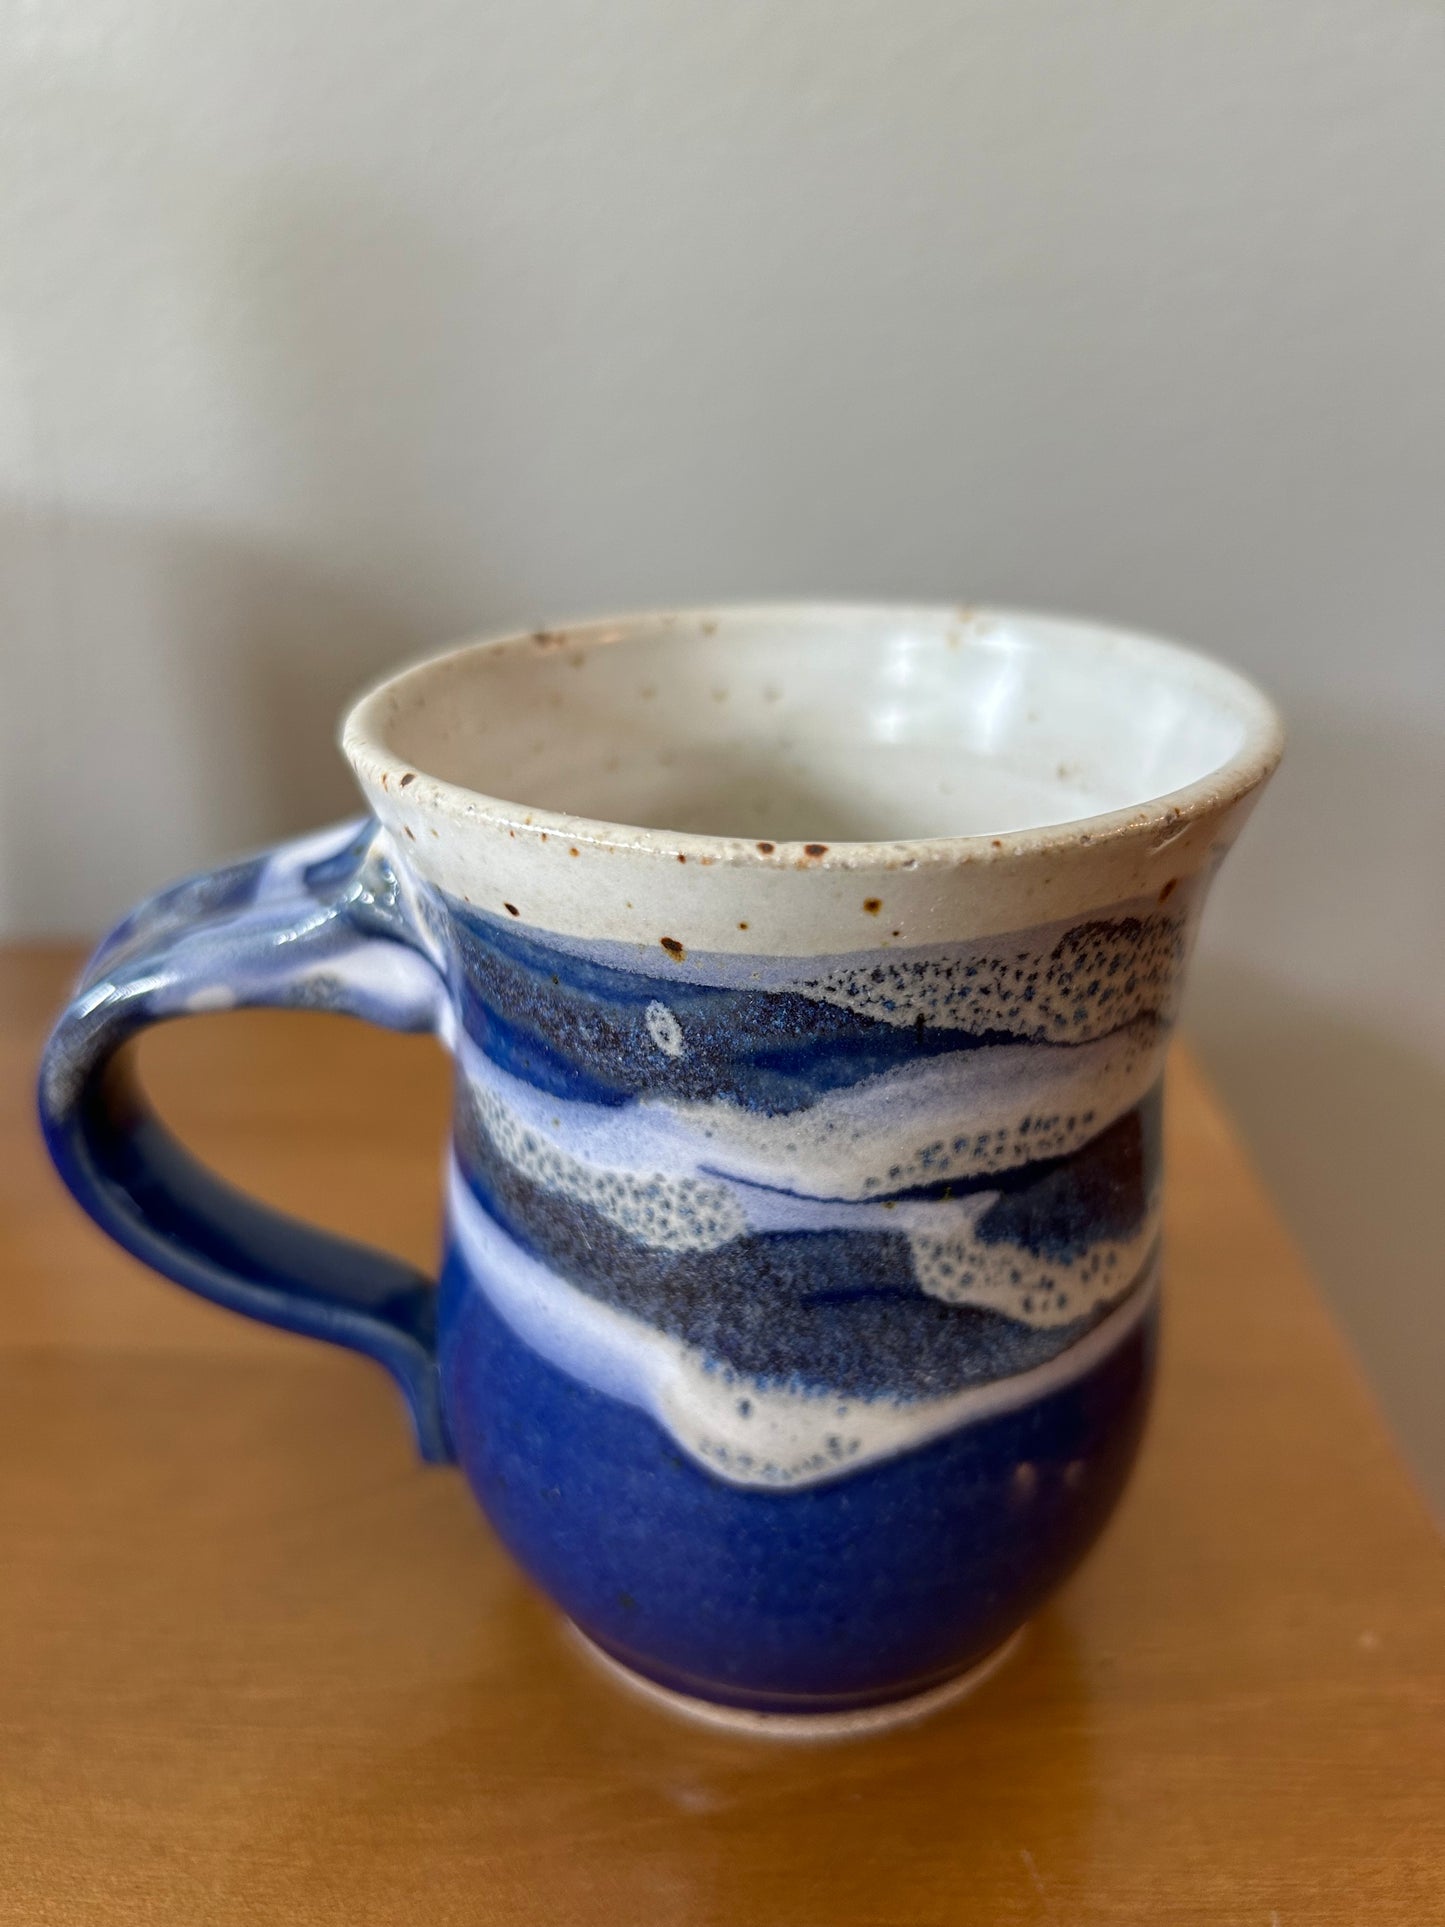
<box><xmin>39</xmin><ymin>605</ymin><xmax>1281</xmax><ymax>1732</ymax></box>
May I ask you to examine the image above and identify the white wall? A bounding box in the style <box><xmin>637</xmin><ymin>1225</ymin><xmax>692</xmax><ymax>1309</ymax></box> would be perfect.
<box><xmin>4</xmin><ymin>2</ymin><xmax>1442</xmax><ymax>1503</ymax></box>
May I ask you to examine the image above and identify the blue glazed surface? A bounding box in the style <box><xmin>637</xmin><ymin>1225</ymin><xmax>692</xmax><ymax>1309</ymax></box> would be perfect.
<box><xmin>441</xmin><ymin>1253</ymin><xmax>1156</xmax><ymax>1710</ymax></box>
<box><xmin>438</xmin><ymin>891</ymin><xmax>1173</xmax><ymax>1406</ymax></box>
<box><xmin>428</xmin><ymin>877</ymin><xmax>1182</xmax><ymax>1706</ymax></box>
<box><xmin>40</xmin><ymin>815</ymin><xmax>1187</xmax><ymax>1713</ymax></box>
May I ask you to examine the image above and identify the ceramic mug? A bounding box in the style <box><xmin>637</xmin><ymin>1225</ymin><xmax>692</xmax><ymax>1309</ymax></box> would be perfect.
<box><xmin>40</xmin><ymin>605</ymin><xmax>1281</xmax><ymax>1732</ymax></box>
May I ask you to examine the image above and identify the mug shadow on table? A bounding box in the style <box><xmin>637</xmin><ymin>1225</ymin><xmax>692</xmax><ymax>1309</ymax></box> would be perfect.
<box><xmin>1188</xmin><ymin>957</ymin><xmax>1445</xmax><ymax>1520</ymax></box>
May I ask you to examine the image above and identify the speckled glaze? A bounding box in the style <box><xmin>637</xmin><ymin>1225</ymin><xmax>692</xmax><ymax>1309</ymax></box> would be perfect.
<box><xmin>39</xmin><ymin>605</ymin><xmax>1281</xmax><ymax>1728</ymax></box>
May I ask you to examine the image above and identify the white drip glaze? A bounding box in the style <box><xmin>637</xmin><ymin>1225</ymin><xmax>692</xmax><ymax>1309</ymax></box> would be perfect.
<box><xmin>657</xmin><ymin>1021</ymin><xmax>1164</xmax><ymax>1200</ymax></box>
<box><xmin>447</xmin><ymin>1166</ymin><xmax>1159</xmax><ymax>1491</ymax></box>
<box><xmin>453</xmin><ymin>1025</ymin><xmax>1161</xmax><ymax>1326</ymax></box>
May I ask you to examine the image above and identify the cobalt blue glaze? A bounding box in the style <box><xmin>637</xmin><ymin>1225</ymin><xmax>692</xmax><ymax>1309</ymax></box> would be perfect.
<box><xmin>441</xmin><ymin>1254</ymin><xmax>1156</xmax><ymax>1710</ymax></box>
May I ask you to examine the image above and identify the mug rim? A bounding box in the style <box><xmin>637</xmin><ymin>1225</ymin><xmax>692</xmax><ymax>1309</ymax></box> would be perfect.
<box><xmin>340</xmin><ymin>601</ymin><xmax>1284</xmax><ymax>875</ymax></box>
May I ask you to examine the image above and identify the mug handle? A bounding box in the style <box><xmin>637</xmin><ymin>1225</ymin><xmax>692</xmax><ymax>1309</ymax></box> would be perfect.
<box><xmin>37</xmin><ymin>819</ymin><xmax>454</xmax><ymax>1462</ymax></box>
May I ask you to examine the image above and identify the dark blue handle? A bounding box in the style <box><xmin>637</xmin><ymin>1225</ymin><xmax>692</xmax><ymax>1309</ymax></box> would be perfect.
<box><xmin>37</xmin><ymin>819</ymin><xmax>455</xmax><ymax>1462</ymax></box>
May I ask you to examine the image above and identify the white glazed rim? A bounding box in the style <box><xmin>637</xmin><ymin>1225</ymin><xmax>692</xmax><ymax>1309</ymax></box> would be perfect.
<box><xmin>340</xmin><ymin>602</ymin><xmax>1284</xmax><ymax>872</ymax></box>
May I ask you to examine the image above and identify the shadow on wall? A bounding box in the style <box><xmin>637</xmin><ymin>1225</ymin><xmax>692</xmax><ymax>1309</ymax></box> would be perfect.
<box><xmin>1188</xmin><ymin>956</ymin><xmax>1445</xmax><ymax>1521</ymax></box>
<box><xmin>0</xmin><ymin>502</ymin><xmax>430</xmax><ymax>934</ymax></box>
<box><xmin>0</xmin><ymin>86</ymin><xmax>528</xmax><ymax>934</ymax></box>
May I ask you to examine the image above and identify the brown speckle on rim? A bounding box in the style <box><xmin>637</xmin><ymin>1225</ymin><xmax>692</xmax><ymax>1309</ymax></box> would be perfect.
<box><xmin>1158</xmin><ymin>876</ymin><xmax>1179</xmax><ymax>902</ymax></box>
<box><xmin>677</xmin><ymin>853</ymin><xmax>687</xmax><ymax>864</ymax></box>
<box><xmin>429</xmin><ymin>827</ymin><xmax>439</xmax><ymax>838</ymax></box>
<box><xmin>738</xmin><ymin>920</ymin><xmax>749</xmax><ymax>930</ymax></box>
<box><xmin>569</xmin><ymin>846</ymin><xmax>580</xmax><ymax>857</ymax></box>
<box><xmin>660</xmin><ymin>936</ymin><xmax>685</xmax><ymax>960</ymax></box>
<box><xmin>804</xmin><ymin>843</ymin><xmax>829</xmax><ymax>859</ymax></box>
<box><xmin>531</xmin><ymin>628</ymin><xmax>566</xmax><ymax>647</ymax></box>
<box><xmin>540</xmin><ymin>832</ymin><xmax>548</xmax><ymax>842</ymax></box>
<box><xmin>991</xmin><ymin>838</ymin><xmax>1003</xmax><ymax>849</ymax></box>
<box><xmin>891</xmin><ymin>928</ymin><xmax>901</xmax><ymax>938</ymax></box>
<box><xmin>504</xmin><ymin>903</ymin><xmax>520</xmax><ymax>918</ymax></box>
<box><xmin>403</xmin><ymin>825</ymin><xmax>416</xmax><ymax>840</ymax></box>
<box><xmin>380</xmin><ymin>773</ymin><xmax>389</xmax><ymax>790</ymax></box>
<box><xmin>863</xmin><ymin>897</ymin><xmax>882</xmax><ymax>915</ymax></box>
<box><xmin>508</xmin><ymin>829</ymin><xmax>516</xmax><ymax>838</ymax></box>
<box><xmin>756</xmin><ymin>841</ymin><xmax>775</xmax><ymax>855</ymax></box>
<box><xmin>399</xmin><ymin>772</ymin><xmax>416</xmax><ymax>788</ymax></box>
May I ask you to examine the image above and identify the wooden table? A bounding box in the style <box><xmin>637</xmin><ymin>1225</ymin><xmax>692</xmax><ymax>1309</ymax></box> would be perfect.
<box><xmin>2</xmin><ymin>946</ymin><xmax>1441</xmax><ymax>1925</ymax></box>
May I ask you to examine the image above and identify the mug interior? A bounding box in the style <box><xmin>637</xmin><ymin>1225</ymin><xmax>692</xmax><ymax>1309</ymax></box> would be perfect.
<box><xmin>350</xmin><ymin>605</ymin><xmax>1277</xmax><ymax>846</ymax></box>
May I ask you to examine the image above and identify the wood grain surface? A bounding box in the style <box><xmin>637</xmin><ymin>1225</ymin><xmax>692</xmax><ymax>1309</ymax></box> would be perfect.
<box><xmin>2</xmin><ymin>946</ymin><xmax>1441</xmax><ymax>1925</ymax></box>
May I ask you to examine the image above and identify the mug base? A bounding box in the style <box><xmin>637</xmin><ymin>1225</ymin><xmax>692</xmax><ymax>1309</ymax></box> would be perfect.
<box><xmin>567</xmin><ymin>1623</ymin><xmax>1026</xmax><ymax>1741</ymax></box>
